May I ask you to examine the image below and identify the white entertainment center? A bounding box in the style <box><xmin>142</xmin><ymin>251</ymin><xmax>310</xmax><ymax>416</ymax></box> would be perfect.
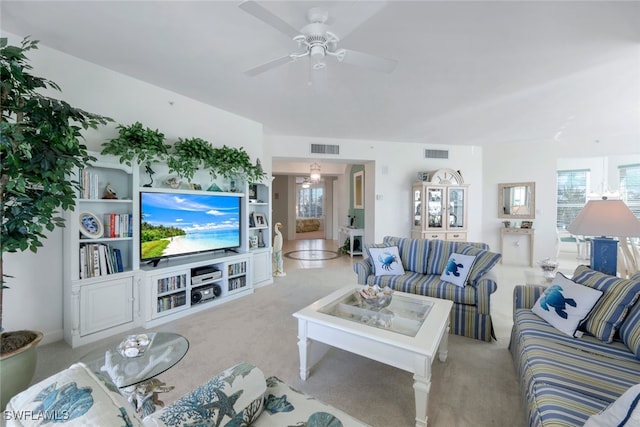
<box><xmin>63</xmin><ymin>152</ymin><xmax>272</xmax><ymax>347</ymax></box>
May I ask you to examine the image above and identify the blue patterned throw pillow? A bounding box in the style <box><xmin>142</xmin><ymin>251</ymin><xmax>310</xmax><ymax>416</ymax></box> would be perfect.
<box><xmin>532</xmin><ymin>273</ymin><xmax>603</xmax><ymax>337</ymax></box>
<box><xmin>440</xmin><ymin>253</ymin><xmax>476</xmax><ymax>288</ymax></box>
<box><xmin>382</xmin><ymin>236</ymin><xmax>430</xmax><ymax>274</ymax></box>
<box><xmin>369</xmin><ymin>246</ymin><xmax>405</xmax><ymax>276</ymax></box>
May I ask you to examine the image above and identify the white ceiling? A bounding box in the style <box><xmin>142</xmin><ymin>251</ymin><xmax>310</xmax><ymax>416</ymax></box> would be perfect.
<box><xmin>2</xmin><ymin>1</ymin><xmax>639</xmax><ymax>147</ymax></box>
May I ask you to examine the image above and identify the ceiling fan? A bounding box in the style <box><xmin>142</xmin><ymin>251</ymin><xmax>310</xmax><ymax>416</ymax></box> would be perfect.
<box><xmin>238</xmin><ymin>0</ymin><xmax>398</xmax><ymax>79</ymax></box>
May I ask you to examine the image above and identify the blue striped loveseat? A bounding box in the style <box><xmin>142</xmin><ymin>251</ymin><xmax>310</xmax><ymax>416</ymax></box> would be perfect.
<box><xmin>510</xmin><ymin>266</ymin><xmax>640</xmax><ymax>426</ymax></box>
<box><xmin>353</xmin><ymin>236</ymin><xmax>501</xmax><ymax>342</ymax></box>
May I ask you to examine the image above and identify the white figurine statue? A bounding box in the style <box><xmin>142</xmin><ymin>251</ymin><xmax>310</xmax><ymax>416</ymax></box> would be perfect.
<box><xmin>273</xmin><ymin>222</ymin><xmax>286</xmax><ymax>277</ymax></box>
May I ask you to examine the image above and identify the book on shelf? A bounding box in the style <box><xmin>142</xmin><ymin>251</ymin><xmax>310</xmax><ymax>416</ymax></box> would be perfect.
<box><xmin>157</xmin><ymin>293</ymin><xmax>186</xmax><ymax>312</ymax></box>
<box><xmin>228</xmin><ymin>262</ymin><xmax>247</xmax><ymax>276</ymax></box>
<box><xmin>103</xmin><ymin>213</ymin><xmax>132</xmax><ymax>238</ymax></box>
<box><xmin>157</xmin><ymin>274</ymin><xmax>186</xmax><ymax>294</ymax></box>
<box><xmin>80</xmin><ymin>168</ymin><xmax>101</xmax><ymax>200</ymax></box>
<box><xmin>228</xmin><ymin>276</ymin><xmax>246</xmax><ymax>291</ymax></box>
<box><xmin>79</xmin><ymin>243</ymin><xmax>125</xmax><ymax>279</ymax></box>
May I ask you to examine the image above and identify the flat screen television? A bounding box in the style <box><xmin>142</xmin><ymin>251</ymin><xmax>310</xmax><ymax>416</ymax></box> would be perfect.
<box><xmin>140</xmin><ymin>191</ymin><xmax>241</xmax><ymax>264</ymax></box>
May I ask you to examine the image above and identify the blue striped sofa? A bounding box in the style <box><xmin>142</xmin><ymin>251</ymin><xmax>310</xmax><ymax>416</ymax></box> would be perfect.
<box><xmin>353</xmin><ymin>236</ymin><xmax>501</xmax><ymax>342</ymax></box>
<box><xmin>510</xmin><ymin>266</ymin><xmax>640</xmax><ymax>426</ymax></box>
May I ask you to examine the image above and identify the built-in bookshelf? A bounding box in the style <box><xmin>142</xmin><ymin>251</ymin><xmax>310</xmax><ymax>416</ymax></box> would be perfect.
<box><xmin>144</xmin><ymin>253</ymin><xmax>252</xmax><ymax>324</ymax></box>
<box><xmin>63</xmin><ymin>154</ymin><xmax>137</xmax><ymax>348</ymax></box>
<box><xmin>63</xmin><ymin>152</ymin><xmax>262</xmax><ymax>347</ymax></box>
<box><xmin>72</xmin><ymin>161</ymin><xmax>135</xmax><ymax>280</ymax></box>
<box><xmin>247</xmin><ymin>183</ymin><xmax>273</xmax><ymax>286</ymax></box>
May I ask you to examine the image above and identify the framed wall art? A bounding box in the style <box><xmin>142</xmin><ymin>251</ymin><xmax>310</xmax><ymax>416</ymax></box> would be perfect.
<box><xmin>353</xmin><ymin>170</ymin><xmax>364</xmax><ymax>209</ymax></box>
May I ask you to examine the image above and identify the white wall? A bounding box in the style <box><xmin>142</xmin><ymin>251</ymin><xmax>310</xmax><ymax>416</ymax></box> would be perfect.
<box><xmin>483</xmin><ymin>141</ymin><xmax>640</xmax><ymax>266</ymax></box>
<box><xmin>482</xmin><ymin>140</ymin><xmax>558</xmax><ymax>266</ymax></box>
<box><xmin>266</xmin><ymin>135</ymin><xmax>484</xmax><ymax>244</ymax></box>
<box><xmin>271</xmin><ymin>176</ymin><xmax>289</xmax><ymax>240</ymax></box>
<box><xmin>2</xmin><ymin>33</ymin><xmax>264</xmax><ymax>343</ymax></box>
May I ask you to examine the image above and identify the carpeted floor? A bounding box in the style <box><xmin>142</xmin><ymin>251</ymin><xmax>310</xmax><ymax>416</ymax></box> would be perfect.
<box><xmin>33</xmin><ymin>240</ymin><xmax>584</xmax><ymax>426</ymax></box>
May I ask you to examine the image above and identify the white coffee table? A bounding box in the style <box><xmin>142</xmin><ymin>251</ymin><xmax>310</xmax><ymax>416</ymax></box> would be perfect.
<box><xmin>293</xmin><ymin>286</ymin><xmax>453</xmax><ymax>427</ymax></box>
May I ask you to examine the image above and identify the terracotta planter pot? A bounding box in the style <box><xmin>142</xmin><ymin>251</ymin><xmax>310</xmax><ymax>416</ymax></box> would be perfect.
<box><xmin>0</xmin><ymin>330</ymin><xmax>43</xmax><ymax>409</ymax></box>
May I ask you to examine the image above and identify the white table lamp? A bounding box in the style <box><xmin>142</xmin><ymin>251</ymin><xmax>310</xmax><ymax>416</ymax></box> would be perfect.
<box><xmin>567</xmin><ymin>199</ymin><xmax>640</xmax><ymax>276</ymax></box>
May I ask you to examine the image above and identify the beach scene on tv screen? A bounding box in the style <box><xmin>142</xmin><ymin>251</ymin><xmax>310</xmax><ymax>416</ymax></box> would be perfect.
<box><xmin>141</xmin><ymin>192</ymin><xmax>240</xmax><ymax>260</ymax></box>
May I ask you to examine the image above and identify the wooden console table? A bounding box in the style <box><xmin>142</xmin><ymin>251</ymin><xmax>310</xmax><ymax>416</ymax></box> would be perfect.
<box><xmin>500</xmin><ymin>228</ymin><xmax>535</xmax><ymax>267</ymax></box>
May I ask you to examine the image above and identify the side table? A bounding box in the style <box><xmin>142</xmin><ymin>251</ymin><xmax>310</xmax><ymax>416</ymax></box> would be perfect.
<box><xmin>339</xmin><ymin>226</ymin><xmax>364</xmax><ymax>257</ymax></box>
<box><xmin>80</xmin><ymin>332</ymin><xmax>188</xmax><ymax>415</ymax></box>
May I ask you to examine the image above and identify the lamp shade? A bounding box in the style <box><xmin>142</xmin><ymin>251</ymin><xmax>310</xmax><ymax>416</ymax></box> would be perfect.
<box><xmin>567</xmin><ymin>199</ymin><xmax>640</xmax><ymax>237</ymax></box>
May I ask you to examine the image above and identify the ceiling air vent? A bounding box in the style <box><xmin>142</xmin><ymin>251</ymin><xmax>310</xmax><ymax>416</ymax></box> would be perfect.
<box><xmin>311</xmin><ymin>144</ymin><xmax>340</xmax><ymax>155</ymax></box>
<box><xmin>424</xmin><ymin>149</ymin><xmax>449</xmax><ymax>159</ymax></box>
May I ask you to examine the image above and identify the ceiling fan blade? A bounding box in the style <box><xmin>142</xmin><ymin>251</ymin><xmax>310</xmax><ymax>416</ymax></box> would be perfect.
<box><xmin>328</xmin><ymin>1</ymin><xmax>388</xmax><ymax>40</ymax></box>
<box><xmin>338</xmin><ymin>49</ymin><xmax>398</xmax><ymax>73</ymax></box>
<box><xmin>244</xmin><ymin>55</ymin><xmax>294</xmax><ymax>76</ymax></box>
<box><xmin>238</xmin><ymin>0</ymin><xmax>300</xmax><ymax>39</ymax></box>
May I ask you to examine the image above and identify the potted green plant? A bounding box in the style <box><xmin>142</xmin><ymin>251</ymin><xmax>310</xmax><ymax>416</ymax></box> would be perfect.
<box><xmin>0</xmin><ymin>37</ymin><xmax>111</xmax><ymax>407</ymax></box>
<box><xmin>167</xmin><ymin>137</ymin><xmax>215</xmax><ymax>182</ymax></box>
<box><xmin>207</xmin><ymin>145</ymin><xmax>266</xmax><ymax>183</ymax></box>
<box><xmin>101</xmin><ymin>121</ymin><xmax>170</xmax><ymax>167</ymax></box>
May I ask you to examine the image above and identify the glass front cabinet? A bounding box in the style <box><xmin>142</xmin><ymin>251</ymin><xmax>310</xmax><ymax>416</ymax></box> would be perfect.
<box><xmin>412</xmin><ymin>183</ymin><xmax>468</xmax><ymax>241</ymax></box>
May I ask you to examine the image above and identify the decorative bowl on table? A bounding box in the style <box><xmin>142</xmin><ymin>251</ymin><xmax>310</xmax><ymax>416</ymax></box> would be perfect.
<box><xmin>537</xmin><ymin>258</ymin><xmax>559</xmax><ymax>281</ymax></box>
<box><xmin>358</xmin><ymin>285</ymin><xmax>393</xmax><ymax>310</ymax></box>
<box><xmin>118</xmin><ymin>334</ymin><xmax>153</xmax><ymax>358</ymax></box>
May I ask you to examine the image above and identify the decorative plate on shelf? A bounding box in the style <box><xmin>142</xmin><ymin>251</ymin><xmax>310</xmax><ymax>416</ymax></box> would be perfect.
<box><xmin>79</xmin><ymin>211</ymin><xmax>103</xmax><ymax>239</ymax></box>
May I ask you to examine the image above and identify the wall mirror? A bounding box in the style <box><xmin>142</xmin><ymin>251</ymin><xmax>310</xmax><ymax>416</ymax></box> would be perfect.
<box><xmin>498</xmin><ymin>182</ymin><xmax>535</xmax><ymax>219</ymax></box>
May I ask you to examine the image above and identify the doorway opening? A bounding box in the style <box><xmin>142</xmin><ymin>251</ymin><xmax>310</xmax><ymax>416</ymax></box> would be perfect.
<box><xmin>295</xmin><ymin>177</ymin><xmax>325</xmax><ymax>240</ymax></box>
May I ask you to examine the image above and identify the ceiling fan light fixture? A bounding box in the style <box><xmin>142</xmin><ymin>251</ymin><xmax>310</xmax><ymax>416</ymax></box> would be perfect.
<box><xmin>311</xmin><ymin>56</ymin><xmax>326</xmax><ymax>70</ymax></box>
<box><xmin>332</xmin><ymin>48</ymin><xmax>347</xmax><ymax>62</ymax></box>
<box><xmin>239</xmin><ymin>1</ymin><xmax>398</xmax><ymax>78</ymax></box>
<box><xmin>309</xmin><ymin>41</ymin><xmax>327</xmax><ymax>70</ymax></box>
<box><xmin>310</xmin><ymin>44</ymin><xmax>325</xmax><ymax>57</ymax></box>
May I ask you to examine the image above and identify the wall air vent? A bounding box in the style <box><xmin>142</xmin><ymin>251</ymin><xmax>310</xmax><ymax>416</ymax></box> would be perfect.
<box><xmin>311</xmin><ymin>144</ymin><xmax>340</xmax><ymax>155</ymax></box>
<box><xmin>424</xmin><ymin>149</ymin><xmax>449</xmax><ymax>159</ymax></box>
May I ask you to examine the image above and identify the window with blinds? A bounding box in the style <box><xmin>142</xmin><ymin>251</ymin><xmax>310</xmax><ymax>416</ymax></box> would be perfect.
<box><xmin>557</xmin><ymin>169</ymin><xmax>590</xmax><ymax>229</ymax></box>
<box><xmin>296</xmin><ymin>185</ymin><xmax>324</xmax><ymax>219</ymax></box>
<box><xmin>619</xmin><ymin>164</ymin><xmax>640</xmax><ymax>220</ymax></box>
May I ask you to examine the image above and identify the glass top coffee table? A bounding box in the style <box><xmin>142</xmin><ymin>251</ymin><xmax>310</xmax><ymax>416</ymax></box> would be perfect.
<box><xmin>80</xmin><ymin>332</ymin><xmax>189</xmax><ymax>389</ymax></box>
<box><xmin>294</xmin><ymin>286</ymin><xmax>453</xmax><ymax>427</ymax></box>
<box><xmin>318</xmin><ymin>288</ymin><xmax>433</xmax><ymax>336</ymax></box>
